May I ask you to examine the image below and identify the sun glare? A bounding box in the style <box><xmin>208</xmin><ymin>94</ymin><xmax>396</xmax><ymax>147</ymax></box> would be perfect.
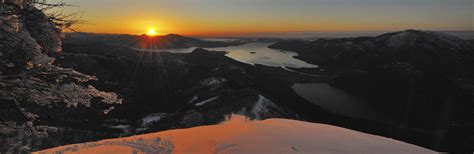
<box><xmin>146</xmin><ymin>28</ymin><xmax>158</xmax><ymax>36</ymax></box>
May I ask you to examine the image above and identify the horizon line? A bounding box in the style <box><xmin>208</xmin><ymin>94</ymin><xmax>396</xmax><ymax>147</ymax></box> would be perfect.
<box><xmin>66</xmin><ymin>29</ymin><xmax>474</xmax><ymax>38</ymax></box>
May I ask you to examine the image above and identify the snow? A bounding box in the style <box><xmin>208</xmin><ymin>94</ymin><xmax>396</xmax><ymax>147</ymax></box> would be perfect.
<box><xmin>37</xmin><ymin>115</ymin><xmax>435</xmax><ymax>154</ymax></box>
<box><xmin>200</xmin><ymin>77</ymin><xmax>227</xmax><ymax>90</ymax></box>
<box><xmin>188</xmin><ymin>96</ymin><xmax>198</xmax><ymax>104</ymax></box>
<box><xmin>141</xmin><ymin>113</ymin><xmax>167</xmax><ymax>126</ymax></box>
<box><xmin>386</xmin><ymin>30</ymin><xmax>462</xmax><ymax>48</ymax></box>
<box><xmin>109</xmin><ymin>125</ymin><xmax>130</xmax><ymax>130</ymax></box>
<box><xmin>250</xmin><ymin>95</ymin><xmax>278</xmax><ymax>119</ymax></box>
<box><xmin>387</xmin><ymin>31</ymin><xmax>411</xmax><ymax>47</ymax></box>
<box><xmin>195</xmin><ymin>96</ymin><xmax>219</xmax><ymax>106</ymax></box>
<box><xmin>238</xmin><ymin>94</ymin><xmax>287</xmax><ymax>120</ymax></box>
<box><xmin>102</xmin><ymin>106</ymin><xmax>115</xmax><ymax>115</ymax></box>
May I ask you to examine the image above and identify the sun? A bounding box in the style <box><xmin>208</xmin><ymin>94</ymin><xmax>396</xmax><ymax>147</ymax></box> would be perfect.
<box><xmin>146</xmin><ymin>28</ymin><xmax>158</xmax><ymax>36</ymax></box>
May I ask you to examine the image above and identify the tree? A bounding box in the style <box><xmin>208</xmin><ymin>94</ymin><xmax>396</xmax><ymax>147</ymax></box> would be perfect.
<box><xmin>33</xmin><ymin>0</ymin><xmax>85</xmax><ymax>32</ymax></box>
<box><xmin>1</xmin><ymin>0</ymin><xmax>84</xmax><ymax>33</ymax></box>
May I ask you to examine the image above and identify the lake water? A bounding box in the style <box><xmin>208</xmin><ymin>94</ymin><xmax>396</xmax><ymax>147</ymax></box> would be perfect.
<box><xmin>157</xmin><ymin>42</ymin><xmax>318</xmax><ymax>68</ymax></box>
<box><xmin>197</xmin><ymin>38</ymin><xmax>240</xmax><ymax>42</ymax></box>
<box><xmin>292</xmin><ymin>83</ymin><xmax>377</xmax><ymax>120</ymax></box>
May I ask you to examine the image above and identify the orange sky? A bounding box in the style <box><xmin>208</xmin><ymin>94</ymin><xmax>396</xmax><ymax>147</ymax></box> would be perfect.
<box><xmin>52</xmin><ymin>0</ymin><xmax>473</xmax><ymax>37</ymax></box>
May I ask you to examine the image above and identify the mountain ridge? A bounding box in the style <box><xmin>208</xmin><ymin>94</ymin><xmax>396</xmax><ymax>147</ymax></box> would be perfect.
<box><xmin>269</xmin><ymin>30</ymin><xmax>474</xmax><ymax>73</ymax></box>
<box><xmin>64</xmin><ymin>32</ymin><xmax>247</xmax><ymax>49</ymax></box>
<box><xmin>270</xmin><ymin>29</ymin><xmax>474</xmax><ymax>150</ymax></box>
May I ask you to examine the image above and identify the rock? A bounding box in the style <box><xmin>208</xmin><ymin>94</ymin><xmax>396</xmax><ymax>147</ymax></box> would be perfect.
<box><xmin>24</xmin><ymin>6</ymin><xmax>63</xmax><ymax>54</ymax></box>
<box><xmin>1</xmin><ymin>0</ymin><xmax>54</xmax><ymax>70</ymax></box>
<box><xmin>0</xmin><ymin>1</ymin><xmax>123</xmax><ymax>152</ymax></box>
<box><xmin>181</xmin><ymin>111</ymin><xmax>204</xmax><ymax>127</ymax></box>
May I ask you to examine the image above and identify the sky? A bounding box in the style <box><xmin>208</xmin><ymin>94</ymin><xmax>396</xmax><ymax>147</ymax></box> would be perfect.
<box><xmin>51</xmin><ymin>0</ymin><xmax>473</xmax><ymax>36</ymax></box>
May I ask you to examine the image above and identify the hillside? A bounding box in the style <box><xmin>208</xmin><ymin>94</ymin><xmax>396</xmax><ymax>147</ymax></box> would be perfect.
<box><xmin>270</xmin><ymin>30</ymin><xmax>474</xmax><ymax>150</ymax></box>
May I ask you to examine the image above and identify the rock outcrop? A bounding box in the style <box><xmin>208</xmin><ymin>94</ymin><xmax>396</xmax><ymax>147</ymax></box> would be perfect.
<box><xmin>1</xmin><ymin>1</ymin><xmax>122</xmax><ymax>152</ymax></box>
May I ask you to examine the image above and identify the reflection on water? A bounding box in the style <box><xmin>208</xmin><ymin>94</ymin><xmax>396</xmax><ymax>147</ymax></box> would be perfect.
<box><xmin>152</xmin><ymin>42</ymin><xmax>318</xmax><ymax>68</ymax></box>
<box><xmin>212</xmin><ymin>42</ymin><xmax>317</xmax><ymax>68</ymax></box>
<box><xmin>197</xmin><ymin>38</ymin><xmax>240</xmax><ymax>42</ymax></box>
<box><xmin>292</xmin><ymin>83</ymin><xmax>377</xmax><ymax>120</ymax></box>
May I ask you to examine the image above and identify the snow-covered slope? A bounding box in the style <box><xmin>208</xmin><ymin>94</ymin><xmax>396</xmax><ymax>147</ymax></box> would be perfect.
<box><xmin>36</xmin><ymin>115</ymin><xmax>434</xmax><ymax>154</ymax></box>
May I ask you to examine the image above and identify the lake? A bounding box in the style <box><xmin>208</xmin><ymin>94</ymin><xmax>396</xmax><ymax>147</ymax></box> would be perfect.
<box><xmin>156</xmin><ymin>42</ymin><xmax>318</xmax><ymax>68</ymax></box>
<box><xmin>292</xmin><ymin>83</ymin><xmax>377</xmax><ymax>120</ymax></box>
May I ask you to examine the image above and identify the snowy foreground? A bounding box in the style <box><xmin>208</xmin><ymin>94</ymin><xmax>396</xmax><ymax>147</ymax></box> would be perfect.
<box><xmin>36</xmin><ymin>115</ymin><xmax>434</xmax><ymax>154</ymax></box>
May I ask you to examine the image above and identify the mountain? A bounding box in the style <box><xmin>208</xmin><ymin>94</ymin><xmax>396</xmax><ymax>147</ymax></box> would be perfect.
<box><xmin>52</xmin><ymin>30</ymin><xmax>474</xmax><ymax>151</ymax></box>
<box><xmin>2</xmin><ymin>1</ymin><xmax>472</xmax><ymax>152</ymax></box>
<box><xmin>269</xmin><ymin>30</ymin><xmax>474</xmax><ymax>73</ymax></box>
<box><xmin>12</xmin><ymin>28</ymin><xmax>320</xmax><ymax>151</ymax></box>
<box><xmin>37</xmin><ymin>115</ymin><xmax>433</xmax><ymax>153</ymax></box>
<box><xmin>270</xmin><ymin>30</ymin><xmax>474</xmax><ymax>150</ymax></box>
<box><xmin>64</xmin><ymin>33</ymin><xmax>247</xmax><ymax>49</ymax></box>
<box><xmin>51</xmin><ymin>45</ymin><xmax>320</xmax><ymax>135</ymax></box>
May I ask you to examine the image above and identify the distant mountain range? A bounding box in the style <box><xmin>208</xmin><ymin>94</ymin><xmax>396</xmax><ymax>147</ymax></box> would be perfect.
<box><xmin>64</xmin><ymin>33</ymin><xmax>247</xmax><ymax>49</ymax></box>
<box><xmin>270</xmin><ymin>30</ymin><xmax>474</xmax><ymax>73</ymax></box>
<box><xmin>198</xmin><ymin>31</ymin><xmax>474</xmax><ymax>39</ymax></box>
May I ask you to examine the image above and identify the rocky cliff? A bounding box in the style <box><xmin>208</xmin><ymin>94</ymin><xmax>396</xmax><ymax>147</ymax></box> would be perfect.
<box><xmin>0</xmin><ymin>1</ymin><xmax>122</xmax><ymax>152</ymax></box>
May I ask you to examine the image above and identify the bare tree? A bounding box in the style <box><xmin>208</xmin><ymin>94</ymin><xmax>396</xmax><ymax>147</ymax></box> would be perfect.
<box><xmin>33</xmin><ymin>0</ymin><xmax>85</xmax><ymax>32</ymax></box>
<box><xmin>1</xmin><ymin>0</ymin><xmax>84</xmax><ymax>32</ymax></box>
